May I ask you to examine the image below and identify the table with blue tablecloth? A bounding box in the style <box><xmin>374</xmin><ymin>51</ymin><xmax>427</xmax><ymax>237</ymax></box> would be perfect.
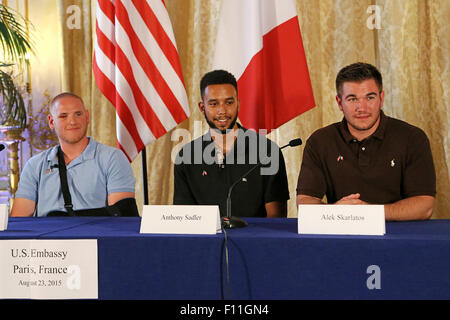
<box><xmin>1</xmin><ymin>217</ymin><xmax>449</xmax><ymax>299</ymax></box>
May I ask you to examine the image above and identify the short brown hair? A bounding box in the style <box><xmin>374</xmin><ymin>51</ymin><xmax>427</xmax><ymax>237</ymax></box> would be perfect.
<box><xmin>336</xmin><ymin>62</ymin><xmax>383</xmax><ymax>98</ymax></box>
<box><xmin>49</xmin><ymin>92</ymin><xmax>84</xmax><ymax>114</ymax></box>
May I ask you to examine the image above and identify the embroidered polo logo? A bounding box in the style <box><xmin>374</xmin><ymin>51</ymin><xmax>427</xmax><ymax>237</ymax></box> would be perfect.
<box><xmin>337</xmin><ymin>155</ymin><xmax>344</xmax><ymax>162</ymax></box>
<box><xmin>46</xmin><ymin>166</ymin><xmax>57</xmax><ymax>174</ymax></box>
<box><xmin>390</xmin><ymin>159</ymin><xmax>395</xmax><ymax>167</ymax></box>
<box><xmin>202</xmin><ymin>170</ymin><xmax>207</xmax><ymax>176</ymax></box>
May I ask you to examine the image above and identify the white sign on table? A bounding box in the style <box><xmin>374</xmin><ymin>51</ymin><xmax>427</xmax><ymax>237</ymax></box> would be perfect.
<box><xmin>140</xmin><ymin>205</ymin><xmax>221</xmax><ymax>234</ymax></box>
<box><xmin>0</xmin><ymin>239</ymin><xmax>98</xmax><ymax>299</ymax></box>
<box><xmin>298</xmin><ymin>205</ymin><xmax>385</xmax><ymax>236</ymax></box>
<box><xmin>0</xmin><ymin>204</ymin><xmax>8</xmax><ymax>231</ymax></box>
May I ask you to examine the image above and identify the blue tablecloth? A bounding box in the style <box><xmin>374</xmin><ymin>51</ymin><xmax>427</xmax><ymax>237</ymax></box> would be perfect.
<box><xmin>2</xmin><ymin>217</ymin><xmax>450</xmax><ymax>299</ymax></box>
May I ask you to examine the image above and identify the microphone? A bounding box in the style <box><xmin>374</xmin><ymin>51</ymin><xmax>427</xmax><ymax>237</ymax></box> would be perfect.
<box><xmin>280</xmin><ymin>138</ymin><xmax>302</xmax><ymax>150</ymax></box>
<box><xmin>222</xmin><ymin>137</ymin><xmax>303</xmax><ymax>229</ymax></box>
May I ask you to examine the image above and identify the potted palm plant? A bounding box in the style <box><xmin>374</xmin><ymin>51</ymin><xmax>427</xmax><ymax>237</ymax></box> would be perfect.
<box><xmin>0</xmin><ymin>4</ymin><xmax>33</xmax><ymax>202</ymax></box>
<box><xmin>0</xmin><ymin>3</ymin><xmax>33</xmax><ymax>130</ymax></box>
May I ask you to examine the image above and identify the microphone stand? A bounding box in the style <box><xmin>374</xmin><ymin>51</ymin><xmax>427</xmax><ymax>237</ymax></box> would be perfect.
<box><xmin>222</xmin><ymin>163</ymin><xmax>260</xmax><ymax>229</ymax></box>
<box><xmin>221</xmin><ymin>137</ymin><xmax>302</xmax><ymax>229</ymax></box>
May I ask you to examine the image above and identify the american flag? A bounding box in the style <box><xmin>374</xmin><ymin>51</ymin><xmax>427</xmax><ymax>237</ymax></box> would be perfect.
<box><xmin>93</xmin><ymin>0</ymin><xmax>190</xmax><ymax>161</ymax></box>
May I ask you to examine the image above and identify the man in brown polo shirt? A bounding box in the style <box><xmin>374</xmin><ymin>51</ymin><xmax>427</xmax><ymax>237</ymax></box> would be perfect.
<box><xmin>296</xmin><ymin>62</ymin><xmax>436</xmax><ymax>221</ymax></box>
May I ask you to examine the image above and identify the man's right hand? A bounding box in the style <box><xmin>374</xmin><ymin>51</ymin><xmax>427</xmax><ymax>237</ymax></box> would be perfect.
<box><xmin>335</xmin><ymin>193</ymin><xmax>368</xmax><ymax>205</ymax></box>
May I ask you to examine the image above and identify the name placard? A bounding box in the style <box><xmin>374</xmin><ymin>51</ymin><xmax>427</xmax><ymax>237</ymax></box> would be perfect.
<box><xmin>0</xmin><ymin>204</ymin><xmax>7</xmax><ymax>231</ymax></box>
<box><xmin>298</xmin><ymin>205</ymin><xmax>385</xmax><ymax>236</ymax></box>
<box><xmin>140</xmin><ymin>205</ymin><xmax>221</xmax><ymax>234</ymax></box>
<box><xmin>0</xmin><ymin>240</ymin><xmax>98</xmax><ymax>299</ymax></box>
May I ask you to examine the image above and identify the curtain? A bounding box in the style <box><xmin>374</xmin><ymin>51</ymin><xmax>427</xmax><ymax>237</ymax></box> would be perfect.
<box><xmin>57</xmin><ymin>0</ymin><xmax>449</xmax><ymax>218</ymax></box>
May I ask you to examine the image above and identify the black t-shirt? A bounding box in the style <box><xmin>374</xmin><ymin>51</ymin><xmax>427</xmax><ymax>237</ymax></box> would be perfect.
<box><xmin>297</xmin><ymin>111</ymin><xmax>436</xmax><ymax>203</ymax></box>
<box><xmin>174</xmin><ymin>126</ymin><xmax>289</xmax><ymax>217</ymax></box>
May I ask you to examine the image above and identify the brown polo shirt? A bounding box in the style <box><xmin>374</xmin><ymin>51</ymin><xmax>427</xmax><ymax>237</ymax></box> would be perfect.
<box><xmin>296</xmin><ymin>111</ymin><xmax>436</xmax><ymax>204</ymax></box>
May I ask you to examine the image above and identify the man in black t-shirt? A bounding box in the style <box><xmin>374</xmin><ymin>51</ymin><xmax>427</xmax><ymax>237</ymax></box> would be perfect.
<box><xmin>173</xmin><ymin>70</ymin><xmax>289</xmax><ymax>218</ymax></box>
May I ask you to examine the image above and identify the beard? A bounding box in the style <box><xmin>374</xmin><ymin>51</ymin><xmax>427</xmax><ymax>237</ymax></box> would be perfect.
<box><xmin>204</xmin><ymin>112</ymin><xmax>238</xmax><ymax>135</ymax></box>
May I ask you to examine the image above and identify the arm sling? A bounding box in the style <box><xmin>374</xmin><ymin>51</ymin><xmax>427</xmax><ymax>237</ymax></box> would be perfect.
<box><xmin>47</xmin><ymin>146</ymin><xmax>139</xmax><ymax>217</ymax></box>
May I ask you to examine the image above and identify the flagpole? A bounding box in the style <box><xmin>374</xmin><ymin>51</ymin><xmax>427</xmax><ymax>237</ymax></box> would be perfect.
<box><xmin>141</xmin><ymin>147</ymin><xmax>149</xmax><ymax>205</ymax></box>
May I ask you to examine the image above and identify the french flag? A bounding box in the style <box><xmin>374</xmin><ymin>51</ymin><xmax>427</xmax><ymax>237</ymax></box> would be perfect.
<box><xmin>213</xmin><ymin>0</ymin><xmax>315</xmax><ymax>132</ymax></box>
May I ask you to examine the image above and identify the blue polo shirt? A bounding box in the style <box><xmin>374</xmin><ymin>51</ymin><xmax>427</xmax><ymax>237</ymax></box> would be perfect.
<box><xmin>15</xmin><ymin>138</ymin><xmax>135</xmax><ymax>216</ymax></box>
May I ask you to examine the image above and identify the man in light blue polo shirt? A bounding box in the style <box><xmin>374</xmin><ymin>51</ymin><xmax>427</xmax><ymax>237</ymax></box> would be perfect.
<box><xmin>10</xmin><ymin>92</ymin><xmax>136</xmax><ymax>217</ymax></box>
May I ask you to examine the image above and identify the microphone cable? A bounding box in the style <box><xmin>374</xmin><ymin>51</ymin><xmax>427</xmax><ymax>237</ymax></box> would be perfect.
<box><xmin>220</xmin><ymin>137</ymin><xmax>302</xmax><ymax>299</ymax></box>
<box><xmin>221</xmin><ymin>225</ymin><xmax>232</xmax><ymax>300</ymax></box>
